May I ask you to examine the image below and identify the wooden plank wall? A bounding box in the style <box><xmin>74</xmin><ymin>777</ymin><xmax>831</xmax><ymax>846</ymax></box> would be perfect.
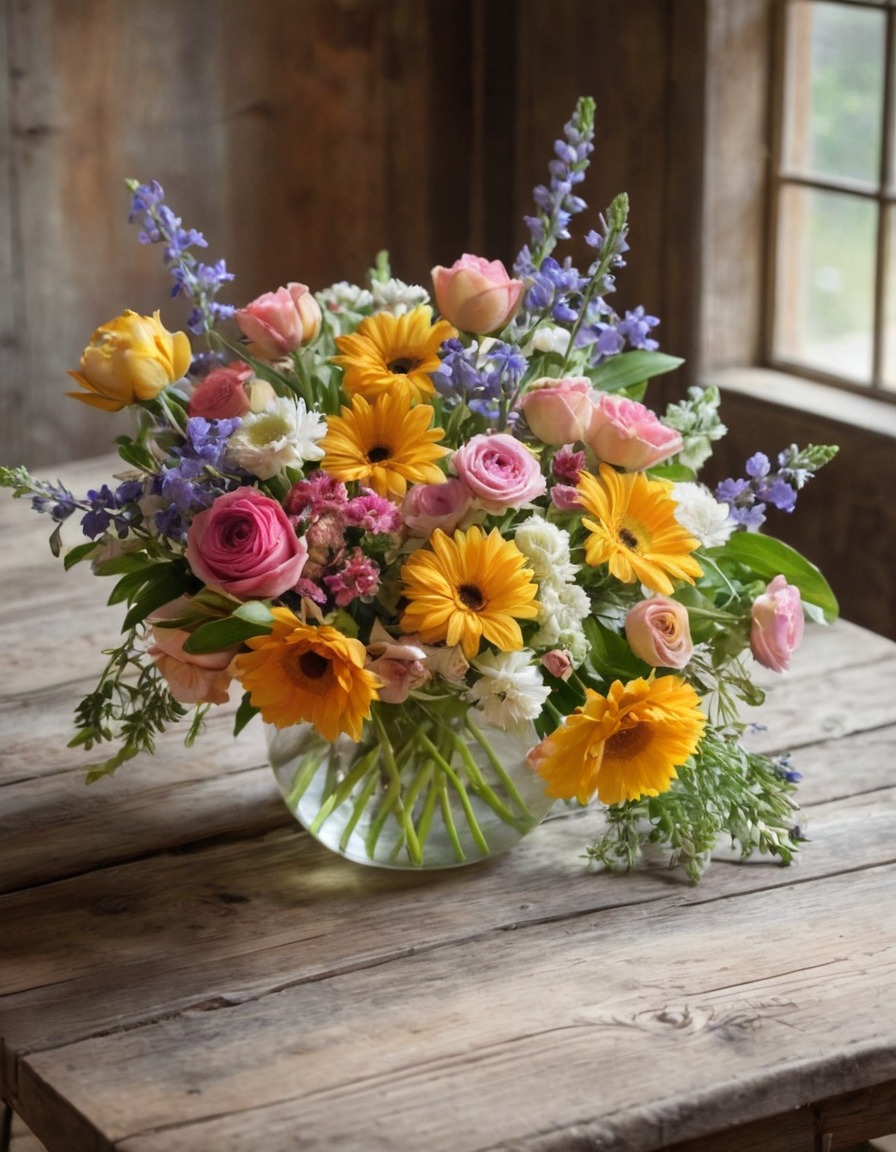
<box><xmin>0</xmin><ymin>0</ymin><xmax>700</xmax><ymax>469</ymax></box>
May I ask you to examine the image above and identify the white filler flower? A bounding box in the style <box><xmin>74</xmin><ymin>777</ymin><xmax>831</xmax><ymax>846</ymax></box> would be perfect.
<box><xmin>466</xmin><ymin>649</ymin><xmax>551</xmax><ymax>731</ymax></box>
<box><xmin>672</xmin><ymin>481</ymin><xmax>734</xmax><ymax>548</ymax></box>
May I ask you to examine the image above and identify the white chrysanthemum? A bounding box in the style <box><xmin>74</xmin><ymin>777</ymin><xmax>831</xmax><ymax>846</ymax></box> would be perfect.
<box><xmin>531</xmin><ymin>580</ymin><xmax>591</xmax><ymax>666</ymax></box>
<box><xmin>466</xmin><ymin>649</ymin><xmax>551</xmax><ymax>730</ymax></box>
<box><xmin>672</xmin><ymin>481</ymin><xmax>734</xmax><ymax>548</ymax></box>
<box><xmin>523</xmin><ymin>324</ymin><xmax>571</xmax><ymax>358</ymax></box>
<box><xmin>514</xmin><ymin>517</ymin><xmax>576</xmax><ymax>583</ymax></box>
<box><xmin>226</xmin><ymin>396</ymin><xmax>327</xmax><ymax>480</ymax></box>
<box><xmin>317</xmin><ymin>281</ymin><xmax>374</xmax><ymax>313</ymax></box>
<box><xmin>371</xmin><ymin>278</ymin><xmax>430</xmax><ymax>315</ymax></box>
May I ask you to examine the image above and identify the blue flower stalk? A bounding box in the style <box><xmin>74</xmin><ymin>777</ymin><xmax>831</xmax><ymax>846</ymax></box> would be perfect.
<box><xmin>126</xmin><ymin>178</ymin><xmax>236</xmax><ymax>336</ymax></box>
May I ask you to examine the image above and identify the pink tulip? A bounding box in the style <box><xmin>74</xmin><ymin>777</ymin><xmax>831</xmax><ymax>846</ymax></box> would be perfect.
<box><xmin>234</xmin><ymin>282</ymin><xmax>321</xmax><ymax>359</ymax></box>
<box><xmin>519</xmin><ymin>377</ymin><xmax>594</xmax><ymax>446</ymax></box>
<box><xmin>585</xmin><ymin>393</ymin><xmax>683</xmax><ymax>471</ymax></box>
<box><xmin>750</xmin><ymin>575</ymin><xmax>804</xmax><ymax>673</ymax></box>
<box><xmin>431</xmin><ymin>254</ymin><xmax>525</xmax><ymax>334</ymax></box>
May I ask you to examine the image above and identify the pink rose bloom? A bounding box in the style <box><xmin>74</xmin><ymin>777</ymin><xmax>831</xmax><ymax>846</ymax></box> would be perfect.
<box><xmin>234</xmin><ymin>282</ymin><xmax>322</xmax><ymax>359</ymax></box>
<box><xmin>452</xmin><ymin>433</ymin><xmax>546</xmax><ymax>513</ymax></box>
<box><xmin>148</xmin><ymin>597</ymin><xmax>240</xmax><ymax>705</ymax></box>
<box><xmin>188</xmin><ymin>361</ymin><xmax>253</xmax><ymax>420</ymax></box>
<box><xmin>625</xmin><ymin>597</ymin><xmax>694</xmax><ymax>669</ymax></box>
<box><xmin>541</xmin><ymin>649</ymin><xmax>574</xmax><ymax>681</ymax></box>
<box><xmin>401</xmin><ymin>478</ymin><xmax>473</xmax><ymax>537</ymax></box>
<box><xmin>431</xmin><ymin>254</ymin><xmax>525</xmax><ymax>334</ymax></box>
<box><xmin>186</xmin><ymin>487</ymin><xmax>308</xmax><ymax>599</ymax></box>
<box><xmin>750</xmin><ymin>574</ymin><xmax>804</xmax><ymax>673</ymax></box>
<box><xmin>519</xmin><ymin>377</ymin><xmax>594</xmax><ymax>446</ymax></box>
<box><xmin>585</xmin><ymin>393</ymin><xmax>683</xmax><ymax>471</ymax></box>
<box><xmin>365</xmin><ymin>623</ymin><xmax>429</xmax><ymax>704</ymax></box>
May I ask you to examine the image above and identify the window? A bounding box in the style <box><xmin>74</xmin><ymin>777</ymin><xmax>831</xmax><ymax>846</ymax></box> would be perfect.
<box><xmin>769</xmin><ymin>0</ymin><xmax>896</xmax><ymax>396</ymax></box>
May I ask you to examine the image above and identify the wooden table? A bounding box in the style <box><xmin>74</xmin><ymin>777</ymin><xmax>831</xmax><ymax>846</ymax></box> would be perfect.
<box><xmin>2</xmin><ymin>458</ymin><xmax>895</xmax><ymax>1152</ymax></box>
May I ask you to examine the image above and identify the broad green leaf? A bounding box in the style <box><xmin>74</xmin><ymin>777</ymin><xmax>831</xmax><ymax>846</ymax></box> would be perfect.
<box><xmin>591</xmin><ymin>350</ymin><xmax>684</xmax><ymax>395</ymax></box>
<box><xmin>583</xmin><ymin>617</ymin><xmax>647</xmax><ymax>681</ymax></box>
<box><xmin>183</xmin><ymin>614</ymin><xmax>273</xmax><ymax>654</ymax></box>
<box><xmin>121</xmin><ymin>568</ymin><xmax>194</xmax><ymax>629</ymax></box>
<box><xmin>716</xmin><ymin>532</ymin><xmax>839</xmax><ymax>623</ymax></box>
<box><xmin>63</xmin><ymin>541</ymin><xmax>100</xmax><ymax>571</ymax></box>
<box><xmin>108</xmin><ymin>562</ymin><xmax>174</xmax><ymax>605</ymax></box>
<box><xmin>233</xmin><ymin>600</ymin><xmax>276</xmax><ymax>626</ymax></box>
<box><xmin>233</xmin><ymin>691</ymin><xmax>260</xmax><ymax>737</ymax></box>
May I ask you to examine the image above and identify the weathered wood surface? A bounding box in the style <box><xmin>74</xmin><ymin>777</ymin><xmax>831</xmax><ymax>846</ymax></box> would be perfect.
<box><xmin>1</xmin><ymin>459</ymin><xmax>896</xmax><ymax>1151</ymax></box>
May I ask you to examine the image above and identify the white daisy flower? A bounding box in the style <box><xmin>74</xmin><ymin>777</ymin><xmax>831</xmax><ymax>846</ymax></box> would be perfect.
<box><xmin>371</xmin><ymin>278</ymin><xmax>430</xmax><ymax>315</ymax></box>
<box><xmin>226</xmin><ymin>395</ymin><xmax>326</xmax><ymax>481</ymax></box>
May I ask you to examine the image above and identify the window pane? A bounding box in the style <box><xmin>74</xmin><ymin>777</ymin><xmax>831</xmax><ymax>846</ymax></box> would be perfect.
<box><xmin>773</xmin><ymin>184</ymin><xmax>877</xmax><ymax>383</ymax></box>
<box><xmin>783</xmin><ymin>0</ymin><xmax>885</xmax><ymax>185</ymax></box>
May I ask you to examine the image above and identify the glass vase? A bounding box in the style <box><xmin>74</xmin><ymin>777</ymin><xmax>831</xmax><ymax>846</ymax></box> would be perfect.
<box><xmin>267</xmin><ymin>697</ymin><xmax>553</xmax><ymax>869</ymax></box>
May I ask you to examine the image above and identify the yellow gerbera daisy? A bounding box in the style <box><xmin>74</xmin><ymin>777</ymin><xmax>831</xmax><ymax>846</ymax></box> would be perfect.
<box><xmin>320</xmin><ymin>391</ymin><xmax>448</xmax><ymax>500</ymax></box>
<box><xmin>532</xmin><ymin>675</ymin><xmax>706</xmax><ymax>806</ymax></box>
<box><xmin>400</xmin><ymin>525</ymin><xmax>540</xmax><ymax>659</ymax></box>
<box><xmin>332</xmin><ymin>304</ymin><xmax>457</xmax><ymax>404</ymax></box>
<box><xmin>577</xmin><ymin>463</ymin><xmax>703</xmax><ymax>595</ymax></box>
<box><xmin>232</xmin><ymin>608</ymin><xmax>381</xmax><ymax>742</ymax></box>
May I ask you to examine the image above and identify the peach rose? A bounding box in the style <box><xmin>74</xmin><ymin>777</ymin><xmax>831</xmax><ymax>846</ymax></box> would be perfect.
<box><xmin>148</xmin><ymin>598</ymin><xmax>240</xmax><ymax>705</ymax></box>
<box><xmin>519</xmin><ymin>377</ymin><xmax>594</xmax><ymax>446</ymax></box>
<box><xmin>625</xmin><ymin>597</ymin><xmax>693</xmax><ymax>669</ymax></box>
<box><xmin>188</xmin><ymin>361</ymin><xmax>253</xmax><ymax>420</ymax></box>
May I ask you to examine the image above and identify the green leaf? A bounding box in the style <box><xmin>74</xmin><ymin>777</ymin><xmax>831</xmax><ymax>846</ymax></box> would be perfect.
<box><xmin>121</xmin><ymin>568</ymin><xmax>194</xmax><ymax>629</ymax></box>
<box><xmin>717</xmin><ymin>532</ymin><xmax>839</xmax><ymax>623</ymax></box>
<box><xmin>63</xmin><ymin>541</ymin><xmax>100</xmax><ymax>571</ymax></box>
<box><xmin>233</xmin><ymin>691</ymin><xmax>259</xmax><ymax>737</ymax></box>
<box><xmin>182</xmin><ymin>614</ymin><xmax>272</xmax><ymax>654</ymax></box>
<box><xmin>590</xmin><ymin>350</ymin><xmax>684</xmax><ymax>395</ymax></box>
<box><xmin>108</xmin><ymin>562</ymin><xmax>173</xmax><ymax>605</ymax></box>
<box><xmin>583</xmin><ymin>617</ymin><xmax>648</xmax><ymax>682</ymax></box>
<box><xmin>232</xmin><ymin>600</ymin><xmax>276</xmax><ymax>626</ymax></box>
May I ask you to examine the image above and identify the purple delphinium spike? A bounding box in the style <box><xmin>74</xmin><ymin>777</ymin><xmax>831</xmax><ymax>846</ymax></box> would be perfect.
<box><xmin>126</xmin><ymin>179</ymin><xmax>235</xmax><ymax>336</ymax></box>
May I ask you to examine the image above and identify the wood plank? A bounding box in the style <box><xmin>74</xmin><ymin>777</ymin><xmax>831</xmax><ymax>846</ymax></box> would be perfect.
<box><xmin>2</xmin><ymin>779</ymin><xmax>894</xmax><ymax>1071</ymax></box>
<box><xmin>10</xmin><ymin>863</ymin><xmax>896</xmax><ymax>1152</ymax></box>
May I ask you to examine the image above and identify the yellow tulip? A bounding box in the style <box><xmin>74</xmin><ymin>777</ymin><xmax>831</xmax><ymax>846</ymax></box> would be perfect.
<box><xmin>67</xmin><ymin>310</ymin><xmax>192</xmax><ymax>411</ymax></box>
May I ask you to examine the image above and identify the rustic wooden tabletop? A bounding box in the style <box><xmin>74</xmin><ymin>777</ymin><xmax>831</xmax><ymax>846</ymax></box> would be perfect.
<box><xmin>1</xmin><ymin>458</ymin><xmax>895</xmax><ymax>1152</ymax></box>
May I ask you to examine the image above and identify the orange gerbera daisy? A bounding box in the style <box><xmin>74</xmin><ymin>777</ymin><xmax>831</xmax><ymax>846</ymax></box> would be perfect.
<box><xmin>320</xmin><ymin>391</ymin><xmax>448</xmax><ymax>500</ymax></box>
<box><xmin>332</xmin><ymin>304</ymin><xmax>457</xmax><ymax>404</ymax></box>
<box><xmin>399</xmin><ymin>525</ymin><xmax>540</xmax><ymax>659</ymax></box>
<box><xmin>232</xmin><ymin>608</ymin><xmax>381</xmax><ymax>742</ymax></box>
<box><xmin>532</xmin><ymin>675</ymin><xmax>706</xmax><ymax>806</ymax></box>
<box><xmin>577</xmin><ymin>464</ymin><xmax>703</xmax><ymax>595</ymax></box>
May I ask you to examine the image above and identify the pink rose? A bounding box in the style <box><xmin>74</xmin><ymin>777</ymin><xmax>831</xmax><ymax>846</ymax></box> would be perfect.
<box><xmin>401</xmin><ymin>478</ymin><xmax>473</xmax><ymax>537</ymax></box>
<box><xmin>519</xmin><ymin>377</ymin><xmax>594</xmax><ymax>446</ymax></box>
<box><xmin>541</xmin><ymin>649</ymin><xmax>574</xmax><ymax>681</ymax></box>
<box><xmin>148</xmin><ymin>597</ymin><xmax>240</xmax><ymax>705</ymax></box>
<box><xmin>452</xmin><ymin>433</ymin><xmax>546</xmax><ymax>513</ymax></box>
<box><xmin>585</xmin><ymin>393</ymin><xmax>683</xmax><ymax>470</ymax></box>
<box><xmin>188</xmin><ymin>361</ymin><xmax>253</xmax><ymax>420</ymax></box>
<box><xmin>750</xmin><ymin>575</ymin><xmax>804</xmax><ymax>673</ymax></box>
<box><xmin>431</xmin><ymin>254</ymin><xmax>525</xmax><ymax>334</ymax></box>
<box><xmin>186</xmin><ymin>487</ymin><xmax>308</xmax><ymax>599</ymax></box>
<box><xmin>625</xmin><ymin>597</ymin><xmax>694</xmax><ymax>669</ymax></box>
<box><xmin>234</xmin><ymin>282</ymin><xmax>322</xmax><ymax>359</ymax></box>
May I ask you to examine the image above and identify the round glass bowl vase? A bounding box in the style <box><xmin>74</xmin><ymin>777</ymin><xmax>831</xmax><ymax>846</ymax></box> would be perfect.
<box><xmin>267</xmin><ymin>700</ymin><xmax>553</xmax><ymax>870</ymax></box>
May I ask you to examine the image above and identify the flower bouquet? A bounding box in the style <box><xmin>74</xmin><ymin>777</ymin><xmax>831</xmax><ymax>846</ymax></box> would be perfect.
<box><xmin>2</xmin><ymin>97</ymin><xmax>838</xmax><ymax>877</ymax></box>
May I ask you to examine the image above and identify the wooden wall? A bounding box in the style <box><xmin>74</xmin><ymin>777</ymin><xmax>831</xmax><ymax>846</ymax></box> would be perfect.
<box><xmin>0</xmin><ymin>0</ymin><xmax>705</xmax><ymax>468</ymax></box>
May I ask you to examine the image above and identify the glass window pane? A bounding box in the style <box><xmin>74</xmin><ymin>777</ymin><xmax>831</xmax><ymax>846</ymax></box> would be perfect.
<box><xmin>773</xmin><ymin>184</ymin><xmax>877</xmax><ymax>383</ymax></box>
<box><xmin>783</xmin><ymin>0</ymin><xmax>885</xmax><ymax>185</ymax></box>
